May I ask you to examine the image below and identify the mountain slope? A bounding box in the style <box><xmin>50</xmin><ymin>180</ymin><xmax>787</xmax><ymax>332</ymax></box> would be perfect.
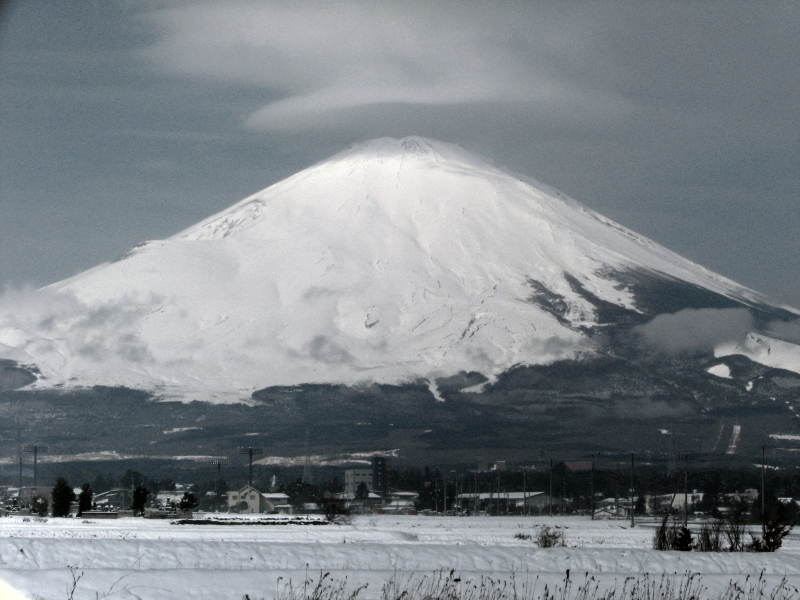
<box><xmin>0</xmin><ymin>137</ymin><xmax>795</xmax><ymax>402</ymax></box>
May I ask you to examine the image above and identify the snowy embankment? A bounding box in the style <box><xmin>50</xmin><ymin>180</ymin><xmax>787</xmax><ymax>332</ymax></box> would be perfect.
<box><xmin>1</xmin><ymin>515</ymin><xmax>800</xmax><ymax>599</ymax></box>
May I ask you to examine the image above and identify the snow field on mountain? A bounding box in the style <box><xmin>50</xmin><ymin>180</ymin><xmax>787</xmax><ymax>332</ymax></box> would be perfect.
<box><xmin>1</xmin><ymin>137</ymin><xmax>785</xmax><ymax>401</ymax></box>
<box><xmin>716</xmin><ymin>333</ymin><xmax>800</xmax><ymax>375</ymax></box>
<box><xmin>2</xmin><ymin>515</ymin><xmax>800</xmax><ymax>599</ymax></box>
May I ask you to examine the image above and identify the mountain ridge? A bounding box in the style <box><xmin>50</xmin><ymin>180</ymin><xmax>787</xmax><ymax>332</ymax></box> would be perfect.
<box><xmin>0</xmin><ymin>136</ymin><xmax>796</xmax><ymax>402</ymax></box>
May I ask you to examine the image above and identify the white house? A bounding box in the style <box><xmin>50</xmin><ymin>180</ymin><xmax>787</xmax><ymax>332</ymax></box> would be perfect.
<box><xmin>227</xmin><ymin>485</ymin><xmax>291</xmax><ymax>513</ymax></box>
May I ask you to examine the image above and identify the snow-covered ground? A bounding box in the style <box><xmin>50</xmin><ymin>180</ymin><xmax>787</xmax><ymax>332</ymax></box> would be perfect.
<box><xmin>2</xmin><ymin>514</ymin><xmax>800</xmax><ymax>599</ymax></box>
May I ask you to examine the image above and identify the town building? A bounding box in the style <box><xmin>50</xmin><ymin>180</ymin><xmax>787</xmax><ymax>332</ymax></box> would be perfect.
<box><xmin>344</xmin><ymin>469</ymin><xmax>373</xmax><ymax>496</ymax></box>
<box><xmin>343</xmin><ymin>456</ymin><xmax>392</xmax><ymax>496</ymax></box>
<box><xmin>456</xmin><ymin>491</ymin><xmax>553</xmax><ymax>514</ymax></box>
<box><xmin>372</xmin><ymin>456</ymin><xmax>390</xmax><ymax>494</ymax></box>
<box><xmin>649</xmin><ymin>491</ymin><xmax>705</xmax><ymax>513</ymax></box>
<box><xmin>382</xmin><ymin>491</ymin><xmax>418</xmax><ymax>514</ymax></box>
<box><xmin>226</xmin><ymin>485</ymin><xmax>291</xmax><ymax>513</ymax></box>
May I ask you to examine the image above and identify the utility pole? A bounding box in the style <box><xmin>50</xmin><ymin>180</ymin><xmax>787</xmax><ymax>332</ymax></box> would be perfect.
<box><xmin>23</xmin><ymin>445</ymin><xmax>48</xmax><ymax>487</ymax></box>
<box><xmin>496</xmin><ymin>473</ymin><xmax>501</xmax><ymax>516</ymax></box>
<box><xmin>17</xmin><ymin>430</ymin><xmax>22</xmax><ymax>492</ymax></box>
<box><xmin>760</xmin><ymin>444</ymin><xmax>767</xmax><ymax>538</ymax></box>
<box><xmin>523</xmin><ymin>469</ymin><xmax>527</xmax><ymax>516</ymax></box>
<box><xmin>549</xmin><ymin>458</ymin><xmax>553</xmax><ymax>517</ymax></box>
<box><xmin>302</xmin><ymin>428</ymin><xmax>310</xmax><ymax>484</ymax></box>
<box><xmin>130</xmin><ymin>470</ymin><xmax>137</xmax><ymax>512</ymax></box>
<box><xmin>590</xmin><ymin>457</ymin><xmax>595</xmax><ymax>521</ymax></box>
<box><xmin>683</xmin><ymin>455</ymin><xmax>690</xmax><ymax>527</ymax></box>
<box><xmin>630</xmin><ymin>452</ymin><xmax>635</xmax><ymax>528</ymax></box>
<box><xmin>474</xmin><ymin>470</ymin><xmax>478</xmax><ymax>514</ymax></box>
<box><xmin>239</xmin><ymin>447</ymin><xmax>263</xmax><ymax>487</ymax></box>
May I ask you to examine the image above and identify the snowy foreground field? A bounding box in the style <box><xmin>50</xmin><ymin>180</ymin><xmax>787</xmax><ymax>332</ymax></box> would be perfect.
<box><xmin>2</xmin><ymin>514</ymin><xmax>800</xmax><ymax>600</ymax></box>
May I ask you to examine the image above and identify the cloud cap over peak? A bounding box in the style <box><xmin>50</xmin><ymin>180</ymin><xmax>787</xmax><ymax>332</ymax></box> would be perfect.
<box><xmin>142</xmin><ymin>1</ymin><xmax>628</xmax><ymax>129</ymax></box>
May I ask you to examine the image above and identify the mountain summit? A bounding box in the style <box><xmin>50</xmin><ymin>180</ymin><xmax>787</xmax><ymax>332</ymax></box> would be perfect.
<box><xmin>0</xmin><ymin>137</ymin><xmax>794</xmax><ymax>401</ymax></box>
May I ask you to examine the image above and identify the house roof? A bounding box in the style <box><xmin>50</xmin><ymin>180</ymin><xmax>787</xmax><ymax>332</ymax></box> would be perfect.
<box><xmin>262</xmin><ymin>493</ymin><xmax>290</xmax><ymax>501</ymax></box>
<box><xmin>456</xmin><ymin>492</ymin><xmax>545</xmax><ymax>500</ymax></box>
<box><xmin>230</xmin><ymin>485</ymin><xmax>260</xmax><ymax>495</ymax></box>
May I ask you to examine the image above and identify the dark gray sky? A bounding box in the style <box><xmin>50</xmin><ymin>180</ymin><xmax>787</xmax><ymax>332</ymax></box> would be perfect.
<box><xmin>1</xmin><ymin>0</ymin><xmax>798</xmax><ymax>308</ymax></box>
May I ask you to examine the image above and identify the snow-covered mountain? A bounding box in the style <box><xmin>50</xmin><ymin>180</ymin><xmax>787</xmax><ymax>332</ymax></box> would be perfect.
<box><xmin>1</xmin><ymin>137</ymin><xmax>796</xmax><ymax>402</ymax></box>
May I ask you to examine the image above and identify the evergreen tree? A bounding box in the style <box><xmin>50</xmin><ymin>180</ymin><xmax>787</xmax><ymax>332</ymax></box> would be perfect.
<box><xmin>635</xmin><ymin>494</ymin><xmax>646</xmax><ymax>515</ymax></box>
<box><xmin>355</xmin><ymin>481</ymin><xmax>370</xmax><ymax>500</ymax></box>
<box><xmin>760</xmin><ymin>501</ymin><xmax>795</xmax><ymax>552</ymax></box>
<box><xmin>78</xmin><ymin>483</ymin><xmax>93</xmax><ymax>516</ymax></box>
<box><xmin>178</xmin><ymin>491</ymin><xmax>198</xmax><ymax>511</ymax></box>
<box><xmin>131</xmin><ymin>486</ymin><xmax>149</xmax><ymax>514</ymax></box>
<box><xmin>674</xmin><ymin>526</ymin><xmax>693</xmax><ymax>551</ymax></box>
<box><xmin>51</xmin><ymin>477</ymin><xmax>75</xmax><ymax>517</ymax></box>
<box><xmin>281</xmin><ymin>479</ymin><xmax>320</xmax><ymax>506</ymax></box>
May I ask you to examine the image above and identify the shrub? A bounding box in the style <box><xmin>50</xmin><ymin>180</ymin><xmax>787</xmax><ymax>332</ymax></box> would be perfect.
<box><xmin>653</xmin><ymin>518</ymin><xmax>692</xmax><ymax>551</ymax></box>
<box><xmin>724</xmin><ymin>503</ymin><xmax>749</xmax><ymax>552</ymax></box>
<box><xmin>694</xmin><ymin>519</ymin><xmax>724</xmax><ymax>552</ymax></box>
<box><xmin>761</xmin><ymin>516</ymin><xmax>794</xmax><ymax>552</ymax></box>
<box><xmin>748</xmin><ymin>503</ymin><xmax>795</xmax><ymax>552</ymax></box>
<box><xmin>31</xmin><ymin>495</ymin><xmax>48</xmax><ymax>517</ymax></box>
<box><xmin>535</xmin><ymin>526</ymin><xmax>565</xmax><ymax>548</ymax></box>
<box><xmin>653</xmin><ymin>517</ymin><xmax>676</xmax><ymax>550</ymax></box>
<box><xmin>319</xmin><ymin>497</ymin><xmax>350</xmax><ymax>523</ymax></box>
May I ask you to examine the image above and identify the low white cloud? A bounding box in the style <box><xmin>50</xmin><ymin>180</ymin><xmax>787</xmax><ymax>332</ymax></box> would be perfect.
<box><xmin>765</xmin><ymin>318</ymin><xmax>800</xmax><ymax>345</ymax></box>
<box><xmin>637</xmin><ymin>307</ymin><xmax>800</xmax><ymax>355</ymax></box>
<box><xmin>636</xmin><ymin>308</ymin><xmax>753</xmax><ymax>354</ymax></box>
<box><xmin>0</xmin><ymin>286</ymin><xmax>159</xmax><ymax>367</ymax></box>
<box><xmin>141</xmin><ymin>1</ymin><xmax>629</xmax><ymax>129</ymax></box>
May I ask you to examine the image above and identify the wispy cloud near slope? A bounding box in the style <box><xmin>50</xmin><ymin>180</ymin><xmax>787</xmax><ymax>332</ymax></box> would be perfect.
<box><xmin>636</xmin><ymin>308</ymin><xmax>754</xmax><ymax>354</ymax></box>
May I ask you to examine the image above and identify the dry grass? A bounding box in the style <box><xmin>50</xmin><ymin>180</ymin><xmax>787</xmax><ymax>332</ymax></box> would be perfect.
<box><xmin>246</xmin><ymin>570</ymin><xmax>800</xmax><ymax>600</ymax></box>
